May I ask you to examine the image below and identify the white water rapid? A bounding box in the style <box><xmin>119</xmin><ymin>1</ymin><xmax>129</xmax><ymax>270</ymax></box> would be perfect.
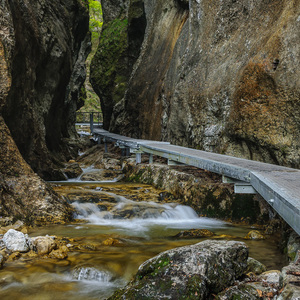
<box><xmin>72</xmin><ymin>192</ymin><xmax>227</xmax><ymax>236</ymax></box>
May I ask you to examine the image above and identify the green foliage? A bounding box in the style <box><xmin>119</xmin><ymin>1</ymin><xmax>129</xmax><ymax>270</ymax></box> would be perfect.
<box><xmin>88</xmin><ymin>0</ymin><xmax>103</xmax><ymax>41</ymax></box>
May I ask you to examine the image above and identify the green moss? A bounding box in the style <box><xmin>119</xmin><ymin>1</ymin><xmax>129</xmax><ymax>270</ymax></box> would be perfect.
<box><xmin>137</xmin><ymin>255</ymin><xmax>171</xmax><ymax>279</ymax></box>
<box><xmin>184</xmin><ymin>274</ymin><xmax>205</xmax><ymax>299</ymax></box>
<box><xmin>91</xmin><ymin>18</ymin><xmax>129</xmax><ymax>102</ymax></box>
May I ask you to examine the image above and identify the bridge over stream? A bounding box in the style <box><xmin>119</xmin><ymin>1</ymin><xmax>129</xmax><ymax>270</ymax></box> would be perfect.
<box><xmin>92</xmin><ymin>127</ymin><xmax>300</xmax><ymax>236</ymax></box>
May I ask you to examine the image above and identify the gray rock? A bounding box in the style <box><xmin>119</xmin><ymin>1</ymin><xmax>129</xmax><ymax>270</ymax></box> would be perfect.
<box><xmin>217</xmin><ymin>284</ymin><xmax>261</xmax><ymax>299</ymax></box>
<box><xmin>3</xmin><ymin>229</ymin><xmax>29</xmax><ymax>252</ymax></box>
<box><xmin>246</xmin><ymin>257</ymin><xmax>267</xmax><ymax>275</ymax></box>
<box><xmin>217</xmin><ymin>270</ymin><xmax>281</xmax><ymax>299</ymax></box>
<box><xmin>279</xmin><ymin>262</ymin><xmax>300</xmax><ymax>299</ymax></box>
<box><xmin>259</xmin><ymin>270</ymin><xmax>281</xmax><ymax>284</ymax></box>
<box><xmin>108</xmin><ymin>240</ymin><xmax>248</xmax><ymax>299</ymax></box>
<box><xmin>287</xmin><ymin>232</ymin><xmax>300</xmax><ymax>261</ymax></box>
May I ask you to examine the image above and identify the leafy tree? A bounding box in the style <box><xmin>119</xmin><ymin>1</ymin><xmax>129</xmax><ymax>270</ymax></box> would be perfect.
<box><xmin>89</xmin><ymin>0</ymin><xmax>103</xmax><ymax>41</ymax></box>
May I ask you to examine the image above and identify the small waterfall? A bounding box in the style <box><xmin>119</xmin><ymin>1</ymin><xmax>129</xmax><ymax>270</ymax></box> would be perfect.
<box><xmin>72</xmin><ymin>192</ymin><xmax>227</xmax><ymax>234</ymax></box>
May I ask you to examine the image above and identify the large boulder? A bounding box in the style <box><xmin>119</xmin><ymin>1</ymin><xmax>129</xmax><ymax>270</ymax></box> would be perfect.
<box><xmin>109</xmin><ymin>240</ymin><xmax>248</xmax><ymax>299</ymax></box>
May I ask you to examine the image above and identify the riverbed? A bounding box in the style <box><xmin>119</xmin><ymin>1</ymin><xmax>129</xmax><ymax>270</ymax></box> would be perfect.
<box><xmin>0</xmin><ymin>179</ymin><xmax>288</xmax><ymax>300</ymax></box>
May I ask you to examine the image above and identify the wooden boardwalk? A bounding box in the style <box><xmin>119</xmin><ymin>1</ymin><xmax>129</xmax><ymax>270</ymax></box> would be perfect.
<box><xmin>93</xmin><ymin>128</ymin><xmax>300</xmax><ymax>235</ymax></box>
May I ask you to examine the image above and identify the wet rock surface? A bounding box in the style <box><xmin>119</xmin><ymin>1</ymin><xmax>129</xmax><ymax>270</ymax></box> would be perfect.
<box><xmin>64</xmin><ymin>163</ymin><xmax>83</xmax><ymax>179</ymax></box>
<box><xmin>109</xmin><ymin>240</ymin><xmax>248</xmax><ymax>299</ymax></box>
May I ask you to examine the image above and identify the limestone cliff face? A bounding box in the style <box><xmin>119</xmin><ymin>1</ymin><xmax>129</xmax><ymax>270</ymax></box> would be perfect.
<box><xmin>96</xmin><ymin>0</ymin><xmax>300</xmax><ymax>167</ymax></box>
<box><xmin>90</xmin><ymin>0</ymin><xmax>147</xmax><ymax>129</ymax></box>
<box><xmin>2</xmin><ymin>0</ymin><xmax>90</xmax><ymax>180</ymax></box>
<box><xmin>0</xmin><ymin>0</ymin><xmax>89</xmax><ymax>223</ymax></box>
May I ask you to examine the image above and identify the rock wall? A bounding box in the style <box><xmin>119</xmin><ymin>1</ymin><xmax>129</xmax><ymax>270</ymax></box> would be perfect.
<box><xmin>2</xmin><ymin>0</ymin><xmax>90</xmax><ymax>180</ymax></box>
<box><xmin>90</xmin><ymin>0</ymin><xmax>147</xmax><ymax>129</ymax></box>
<box><xmin>94</xmin><ymin>0</ymin><xmax>300</xmax><ymax>167</ymax></box>
<box><xmin>0</xmin><ymin>117</ymin><xmax>73</xmax><ymax>225</ymax></box>
<box><xmin>0</xmin><ymin>0</ymin><xmax>89</xmax><ymax>222</ymax></box>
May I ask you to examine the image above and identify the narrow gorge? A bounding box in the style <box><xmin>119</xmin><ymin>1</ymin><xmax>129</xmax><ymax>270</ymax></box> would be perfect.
<box><xmin>1</xmin><ymin>0</ymin><xmax>300</xmax><ymax>299</ymax></box>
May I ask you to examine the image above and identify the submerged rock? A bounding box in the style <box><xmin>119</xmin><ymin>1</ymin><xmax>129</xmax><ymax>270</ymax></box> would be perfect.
<box><xmin>102</xmin><ymin>238</ymin><xmax>123</xmax><ymax>246</ymax></box>
<box><xmin>3</xmin><ymin>229</ymin><xmax>29</xmax><ymax>252</ymax></box>
<box><xmin>244</xmin><ymin>230</ymin><xmax>265</xmax><ymax>240</ymax></box>
<box><xmin>174</xmin><ymin>229</ymin><xmax>215</xmax><ymax>239</ymax></box>
<box><xmin>49</xmin><ymin>245</ymin><xmax>68</xmax><ymax>259</ymax></box>
<box><xmin>109</xmin><ymin>240</ymin><xmax>248</xmax><ymax>299</ymax></box>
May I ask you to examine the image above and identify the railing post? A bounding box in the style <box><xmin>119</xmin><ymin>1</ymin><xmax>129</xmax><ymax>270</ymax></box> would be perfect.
<box><xmin>149</xmin><ymin>154</ymin><xmax>153</xmax><ymax>164</ymax></box>
<box><xmin>136</xmin><ymin>153</ymin><xmax>142</xmax><ymax>164</ymax></box>
<box><xmin>104</xmin><ymin>138</ymin><xmax>108</xmax><ymax>153</ymax></box>
<box><xmin>90</xmin><ymin>112</ymin><xmax>94</xmax><ymax>133</ymax></box>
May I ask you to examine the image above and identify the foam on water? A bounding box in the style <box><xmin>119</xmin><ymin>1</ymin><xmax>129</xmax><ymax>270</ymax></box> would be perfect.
<box><xmin>72</xmin><ymin>192</ymin><xmax>227</xmax><ymax>234</ymax></box>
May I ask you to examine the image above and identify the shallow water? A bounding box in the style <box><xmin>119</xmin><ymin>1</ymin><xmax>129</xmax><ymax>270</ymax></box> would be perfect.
<box><xmin>0</xmin><ymin>182</ymin><xmax>288</xmax><ymax>299</ymax></box>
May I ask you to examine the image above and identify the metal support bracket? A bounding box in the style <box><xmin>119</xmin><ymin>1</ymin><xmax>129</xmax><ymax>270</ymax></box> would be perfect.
<box><xmin>222</xmin><ymin>176</ymin><xmax>257</xmax><ymax>194</ymax></box>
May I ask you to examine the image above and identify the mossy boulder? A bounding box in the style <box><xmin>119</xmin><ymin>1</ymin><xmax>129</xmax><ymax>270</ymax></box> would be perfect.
<box><xmin>108</xmin><ymin>240</ymin><xmax>248</xmax><ymax>299</ymax></box>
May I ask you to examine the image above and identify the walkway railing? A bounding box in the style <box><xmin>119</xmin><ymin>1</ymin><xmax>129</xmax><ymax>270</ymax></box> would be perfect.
<box><xmin>76</xmin><ymin>111</ymin><xmax>103</xmax><ymax>125</ymax></box>
<box><xmin>92</xmin><ymin>128</ymin><xmax>300</xmax><ymax>236</ymax></box>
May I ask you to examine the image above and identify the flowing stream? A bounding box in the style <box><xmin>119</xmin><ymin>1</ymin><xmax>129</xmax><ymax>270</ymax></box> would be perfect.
<box><xmin>0</xmin><ymin>181</ymin><xmax>288</xmax><ymax>300</ymax></box>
